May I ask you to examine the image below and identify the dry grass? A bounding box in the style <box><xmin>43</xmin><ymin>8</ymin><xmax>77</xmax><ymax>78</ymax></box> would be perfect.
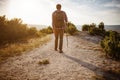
<box><xmin>0</xmin><ymin>35</ymin><xmax>51</xmax><ymax>61</ymax></box>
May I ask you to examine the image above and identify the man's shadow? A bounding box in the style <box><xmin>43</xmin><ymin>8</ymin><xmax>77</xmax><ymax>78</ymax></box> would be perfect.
<box><xmin>62</xmin><ymin>53</ymin><xmax>120</xmax><ymax>80</ymax></box>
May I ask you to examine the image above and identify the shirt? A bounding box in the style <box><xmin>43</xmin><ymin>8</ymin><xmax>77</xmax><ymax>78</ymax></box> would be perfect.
<box><xmin>52</xmin><ymin>10</ymin><xmax>68</xmax><ymax>29</ymax></box>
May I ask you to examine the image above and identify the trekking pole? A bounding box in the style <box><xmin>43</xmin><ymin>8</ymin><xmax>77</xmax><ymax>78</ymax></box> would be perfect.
<box><xmin>66</xmin><ymin>22</ymin><xmax>69</xmax><ymax>48</ymax></box>
<box><xmin>66</xmin><ymin>33</ymin><xmax>68</xmax><ymax>48</ymax></box>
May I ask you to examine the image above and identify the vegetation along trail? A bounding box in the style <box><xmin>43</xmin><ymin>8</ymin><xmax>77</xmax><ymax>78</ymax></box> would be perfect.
<box><xmin>0</xmin><ymin>32</ymin><xmax>120</xmax><ymax>80</ymax></box>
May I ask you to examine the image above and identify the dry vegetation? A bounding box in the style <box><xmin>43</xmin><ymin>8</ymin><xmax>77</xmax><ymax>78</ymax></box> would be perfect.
<box><xmin>0</xmin><ymin>35</ymin><xmax>51</xmax><ymax>62</ymax></box>
<box><xmin>0</xmin><ymin>15</ymin><xmax>53</xmax><ymax>62</ymax></box>
<box><xmin>38</xmin><ymin>59</ymin><xmax>50</xmax><ymax>65</ymax></box>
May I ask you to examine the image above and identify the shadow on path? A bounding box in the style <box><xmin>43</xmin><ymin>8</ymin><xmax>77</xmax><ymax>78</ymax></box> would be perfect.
<box><xmin>62</xmin><ymin>53</ymin><xmax>120</xmax><ymax>80</ymax></box>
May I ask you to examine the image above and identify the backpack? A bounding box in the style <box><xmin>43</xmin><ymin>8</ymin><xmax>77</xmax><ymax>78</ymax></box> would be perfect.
<box><xmin>54</xmin><ymin>11</ymin><xmax>65</xmax><ymax>28</ymax></box>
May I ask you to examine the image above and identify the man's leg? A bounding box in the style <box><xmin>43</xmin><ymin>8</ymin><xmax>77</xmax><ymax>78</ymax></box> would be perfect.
<box><xmin>54</xmin><ymin>29</ymin><xmax>58</xmax><ymax>51</ymax></box>
<box><xmin>59</xmin><ymin>29</ymin><xmax>64</xmax><ymax>52</ymax></box>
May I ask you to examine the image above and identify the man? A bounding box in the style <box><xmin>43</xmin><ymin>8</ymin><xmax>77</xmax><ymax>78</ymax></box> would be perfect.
<box><xmin>52</xmin><ymin>4</ymin><xmax>68</xmax><ymax>53</ymax></box>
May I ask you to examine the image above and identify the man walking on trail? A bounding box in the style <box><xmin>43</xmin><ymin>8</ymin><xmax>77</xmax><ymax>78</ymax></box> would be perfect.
<box><xmin>52</xmin><ymin>4</ymin><xmax>68</xmax><ymax>53</ymax></box>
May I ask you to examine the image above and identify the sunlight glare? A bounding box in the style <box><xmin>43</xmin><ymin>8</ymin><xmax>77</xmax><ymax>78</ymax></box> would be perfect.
<box><xmin>8</xmin><ymin>0</ymin><xmax>52</xmax><ymax>24</ymax></box>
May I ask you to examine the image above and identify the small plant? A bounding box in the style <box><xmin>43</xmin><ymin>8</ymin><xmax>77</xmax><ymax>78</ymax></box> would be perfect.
<box><xmin>38</xmin><ymin>59</ymin><xmax>50</xmax><ymax>65</ymax></box>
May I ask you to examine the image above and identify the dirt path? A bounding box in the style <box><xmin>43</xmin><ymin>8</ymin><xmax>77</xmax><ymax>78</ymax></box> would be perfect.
<box><xmin>0</xmin><ymin>32</ymin><xmax>120</xmax><ymax>80</ymax></box>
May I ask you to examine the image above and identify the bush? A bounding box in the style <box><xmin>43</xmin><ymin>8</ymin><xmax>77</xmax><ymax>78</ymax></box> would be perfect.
<box><xmin>0</xmin><ymin>15</ymin><xmax>46</xmax><ymax>45</ymax></box>
<box><xmin>66</xmin><ymin>22</ymin><xmax>78</xmax><ymax>35</ymax></box>
<box><xmin>89</xmin><ymin>27</ymin><xmax>106</xmax><ymax>36</ymax></box>
<box><xmin>40</xmin><ymin>26</ymin><xmax>53</xmax><ymax>34</ymax></box>
<box><xmin>100</xmin><ymin>31</ymin><xmax>120</xmax><ymax>60</ymax></box>
<box><xmin>89</xmin><ymin>27</ymin><xmax>99</xmax><ymax>35</ymax></box>
<box><xmin>98</xmin><ymin>22</ymin><xmax>104</xmax><ymax>31</ymax></box>
<box><xmin>87</xmin><ymin>22</ymin><xmax>105</xmax><ymax>36</ymax></box>
<box><xmin>0</xmin><ymin>16</ymin><xmax>30</xmax><ymax>44</ymax></box>
<box><xmin>82</xmin><ymin>24</ymin><xmax>89</xmax><ymax>31</ymax></box>
<box><xmin>82</xmin><ymin>22</ymin><xmax>120</xmax><ymax>60</ymax></box>
<box><xmin>28</xmin><ymin>27</ymin><xmax>37</xmax><ymax>36</ymax></box>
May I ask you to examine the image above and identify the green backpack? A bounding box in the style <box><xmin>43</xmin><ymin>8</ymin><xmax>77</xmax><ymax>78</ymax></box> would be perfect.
<box><xmin>54</xmin><ymin>11</ymin><xmax>65</xmax><ymax>28</ymax></box>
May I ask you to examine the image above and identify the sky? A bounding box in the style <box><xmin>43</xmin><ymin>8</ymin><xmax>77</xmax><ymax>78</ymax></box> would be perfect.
<box><xmin>0</xmin><ymin>0</ymin><xmax>120</xmax><ymax>25</ymax></box>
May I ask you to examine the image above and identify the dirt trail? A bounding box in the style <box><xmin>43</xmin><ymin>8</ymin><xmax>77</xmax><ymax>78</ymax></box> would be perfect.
<box><xmin>0</xmin><ymin>32</ymin><xmax>120</xmax><ymax>80</ymax></box>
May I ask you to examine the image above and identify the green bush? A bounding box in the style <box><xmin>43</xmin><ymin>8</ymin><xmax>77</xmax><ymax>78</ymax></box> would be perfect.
<box><xmin>88</xmin><ymin>22</ymin><xmax>105</xmax><ymax>36</ymax></box>
<box><xmin>66</xmin><ymin>22</ymin><xmax>78</xmax><ymax>35</ymax></box>
<box><xmin>82</xmin><ymin>24</ymin><xmax>89</xmax><ymax>31</ymax></box>
<box><xmin>100</xmin><ymin>31</ymin><xmax>120</xmax><ymax>60</ymax></box>
<box><xmin>89</xmin><ymin>27</ymin><xmax>106</xmax><ymax>36</ymax></box>
<box><xmin>40</xmin><ymin>26</ymin><xmax>53</xmax><ymax>34</ymax></box>
<box><xmin>98</xmin><ymin>22</ymin><xmax>104</xmax><ymax>31</ymax></box>
<box><xmin>89</xmin><ymin>27</ymin><xmax>99</xmax><ymax>35</ymax></box>
<box><xmin>82</xmin><ymin>22</ymin><xmax>120</xmax><ymax>60</ymax></box>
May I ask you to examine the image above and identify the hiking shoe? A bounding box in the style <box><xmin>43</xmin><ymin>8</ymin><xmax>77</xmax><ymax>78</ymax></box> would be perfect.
<box><xmin>59</xmin><ymin>50</ymin><xmax>63</xmax><ymax>53</ymax></box>
<box><xmin>55</xmin><ymin>49</ymin><xmax>57</xmax><ymax>51</ymax></box>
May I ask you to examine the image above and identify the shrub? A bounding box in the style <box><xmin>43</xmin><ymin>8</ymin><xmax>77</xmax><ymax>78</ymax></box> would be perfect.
<box><xmin>87</xmin><ymin>22</ymin><xmax>105</xmax><ymax>36</ymax></box>
<box><xmin>0</xmin><ymin>16</ymin><xmax>30</xmax><ymax>44</ymax></box>
<box><xmin>28</xmin><ymin>27</ymin><xmax>37</xmax><ymax>36</ymax></box>
<box><xmin>100</xmin><ymin>31</ymin><xmax>120</xmax><ymax>60</ymax></box>
<box><xmin>89</xmin><ymin>27</ymin><xmax>100</xmax><ymax>35</ymax></box>
<box><xmin>82</xmin><ymin>24</ymin><xmax>89</xmax><ymax>31</ymax></box>
<box><xmin>47</xmin><ymin>26</ymin><xmax>53</xmax><ymax>34</ymax></box>
<box><xmin>66</xmin><ymin>22</ymin><xmax>78</xmax><ymax>35</ymax></box>
<box><xmin>88</xmin><ymin>23</ymin><xmax>96</xmax><ymax>35</ymax></box>
<box><xmin>40</xmin><ymin>26</ymin><xmax>53</xmax><ymax>34</ymax></box>
<box><xmin>98</xmin><ymin>22</ymin><xmax>104</xmax><ymax>31</ymax></box>
<box><xmin>89</xmin><ymin>27</ymin><xmax>106</xmax><ymax>36</ymax></box>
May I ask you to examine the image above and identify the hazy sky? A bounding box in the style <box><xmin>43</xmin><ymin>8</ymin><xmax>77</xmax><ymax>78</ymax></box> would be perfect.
<box><xmin>0</xmin><ymin>0</ymin><xmax>120</xmax><ymax>25</ymax></box>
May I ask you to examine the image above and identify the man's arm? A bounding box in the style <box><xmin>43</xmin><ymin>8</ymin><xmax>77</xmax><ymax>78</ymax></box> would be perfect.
<box><xmin>52</xmin><ymin>12</ymin><xmax>55</xmax><ymax>29</ymax></box>
<box><xmin>52</xmin><ymin>13</ymin><xmax>54</xmax><ymax>27</ymax></box>
<box><xmin>64</xmin><ymin>12</ymin><xmax>68</xmax><ymax>23</ymax></box>
<box><xmin>63</xmin><ymin>11</ymin><xmax>68</xmax><ymax>29</ymax></box>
